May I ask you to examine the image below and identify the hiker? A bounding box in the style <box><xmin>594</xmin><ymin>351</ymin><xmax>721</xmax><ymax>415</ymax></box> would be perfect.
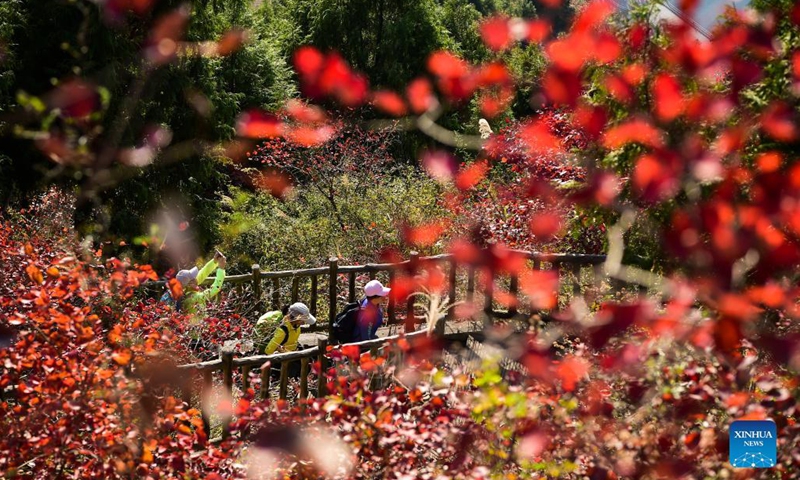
<box><xmin>160</xmin><ymin>250</ymin><xmax>227</xmax><ymax>313</ymax></box>
<box><xmin>261</xmin><ymin>302</ymin><xmax>316</xmax><ymax>354</ymax></box>
<box><xmin>259</xmin><ymin>302</ymin><xmax>316</xmax><ymax>378</ymax></box>
<box><xmin>354</xmin><ymin>280</ymin><xmax>390</xmax><ymax>342</ymax></box>
<box><xmin>331</xmin><ymin>279</ymin><xmax>391</xmax><ymax>344</ymax></box>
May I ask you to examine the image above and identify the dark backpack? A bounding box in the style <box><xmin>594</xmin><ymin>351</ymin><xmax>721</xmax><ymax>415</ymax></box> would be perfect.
<box><xmin>331</xmin><ymin>301</ymin><xmax>361</xmax><ymax>344</ymax></box>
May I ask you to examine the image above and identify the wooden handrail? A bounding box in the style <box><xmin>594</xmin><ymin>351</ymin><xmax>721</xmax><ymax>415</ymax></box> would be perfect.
<box><xmin>144</xmin><ymin>251</ymin><xmax>607</xmax><ymax>289</ymax></box>
<box><xmin>227</xmin><ymin>329</ymin><xmax>430</xmax><ymax>370</ymax></box>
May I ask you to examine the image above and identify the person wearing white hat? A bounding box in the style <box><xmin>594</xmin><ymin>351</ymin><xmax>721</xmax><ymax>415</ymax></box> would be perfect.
<box><xmin>160</xmin><ymin>250</ymin><xmax>227</xmax><ymax>313</ymax></box>
<box><xmin>354</xmin><ymin>279</ymin><xmax>391</xmax><ymax>342</ymax></box>
<box><xmin>262</xmin><ymin>302</ymin><xmax>316</xmax><ymax>355</ymax></box>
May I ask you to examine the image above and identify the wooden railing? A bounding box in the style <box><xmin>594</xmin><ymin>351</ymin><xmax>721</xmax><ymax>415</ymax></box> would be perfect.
<box><xmin>170</xmin><ymin>250</ymin><xmax>608</xmax><ymax>438</ymax></box>
<box><xmin>152</xmin><ymin>250</ymin><xmax>607</xmax><ymax>338</ymax></box>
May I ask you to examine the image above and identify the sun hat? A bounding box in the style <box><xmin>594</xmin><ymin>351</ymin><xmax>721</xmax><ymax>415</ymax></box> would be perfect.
<box><xmin>287</xmin><ymin>302</ymin><xmax>316</xmax><ymax>325</ymax></box>
<box><xmin>364</xmin><ymin>279</ymin><xmax>391</xmax><ymax>297</ymax></box>
<box><xmin>176</xmin><ymin>266</ymin><xmax>199</xmax><ymax>285</ymax></box>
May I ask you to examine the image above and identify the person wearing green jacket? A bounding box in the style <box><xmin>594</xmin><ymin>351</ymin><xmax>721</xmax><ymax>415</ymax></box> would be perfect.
<box><xmin>160</xmin><ymin>251</ymin><xmax>227</xmax><ymax>313</ymax></box>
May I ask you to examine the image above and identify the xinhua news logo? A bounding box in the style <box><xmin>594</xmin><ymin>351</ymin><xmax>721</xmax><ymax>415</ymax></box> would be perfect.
<box><xmin>729</xmin><ymin>420</ymin><xmax>777</xmax><ymax>468</ymax></box>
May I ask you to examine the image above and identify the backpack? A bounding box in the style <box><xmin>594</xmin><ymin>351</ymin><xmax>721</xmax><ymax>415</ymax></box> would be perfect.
<box><xmin>331</xmin><ymin>301</ymin><xmax>361</xmax><ymax>344</ymax></box>
<box><xmin>255</xmin><ymin>311</ymin><xmax>290</xmax><ymax>353</ymax></box>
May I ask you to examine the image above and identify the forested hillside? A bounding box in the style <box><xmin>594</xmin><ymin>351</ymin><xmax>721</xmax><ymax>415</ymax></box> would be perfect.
<box><xmin>0</xmin><ymin>0</ymin><xmax>566</xmax><ymax>273</ymax></box>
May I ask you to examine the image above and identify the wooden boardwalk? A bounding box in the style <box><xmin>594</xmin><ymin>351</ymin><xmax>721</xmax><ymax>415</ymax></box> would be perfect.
<box><xmin>171</xmin><ymin>249</ymin><xmax>607</xmax><ymax>438</ymax></box>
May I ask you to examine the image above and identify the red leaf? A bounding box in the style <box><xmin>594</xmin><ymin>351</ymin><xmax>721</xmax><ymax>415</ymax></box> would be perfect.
<box><xmin>341</xmin><ymin>345</ymin><xmax>360</xmax><ymax>361</ymax></box>
<box><xmin>112</xmin><ymin>349</ymin><xmax>132</xmax><ymax>366</ymax></box>
<box><xmin>293</xmin><ymin>46</ymin><xmax>324</xmax><ymax>78</ymax></box>
<box><xmin>520</xmin><ymin>119</ymin><xmax>563</xmax><ymax>154</ymax></box>
<box><xmin>529</xmin><ymin>213</ymin><xmax>563</xmax><ymax>241</ymax></box>
<box><xmin>746</xmin><ymin>283</ymin><xmax>786</xmax><ymax>308</ymax></box>
<box><xmin>652</xmin><ymin>74</ymin><xmax>686</xmax><ymax>121</ymax></box>
<box><xmin>573</xmin><ymin>104</ymin><xmax>607</xmax><ymax>139</ymax></box>
<box><xmin>542</xmin><ymin>68</ymin><xmax>582</xmax><ymax>107</ymax></box>
<box><xmin>602</xmin><ymin>119</ymin><xmax>664</xmax><ymax>149</ymax></box>
<box><xmin>556</xmin><ymin>356</ymin><xmax>589</xmax><ymax>392</ymax></box>
<box><xmin>236</xmin><ymin>110</ymin><xmax>283</xmax><ymax>138</ymax></box>
<box><xmin>168</xmin><ymin>278</ymin><xmax>183</xmax><ymax>300</ymax></box>
<box><xmin>286</xmin><ymin>125</ymin><xmax>335</xmax><ymax>147</ymax></box>
<box><xmin>714</xmin><ymin>316</ymin><xmax>742</xmax><ymax>354</ymax></box>
<box><xmin>573</xmin><ymin>0</ymin><xmax>616</xmax><ymax>33</ymax></box>
<box><xmin>621</xmin><ymin>63</ymin><xmax>647</xmax><ymax>86</ymax></box>
<box><xmin>455</xmin><ymin>161</ymin><xmax>489</xmax><ymax>191</ymax></box>
<box><xmin>253</xmin><ymin>170</ymin><xmax>293</xmax><ymax>199</ymax></box>
<box><xmin>406</xmin><ymin>77</ymin><xmax>437</xmax><ymax>114</ymax></box>
<box><xmin>546</xmin><ymin>37</ymin><xmax>590</xmax><ymax>72</ymax></box>
<box><xmin>104</xmin><ymin>0</ymin><xmax>155</xmax><ymax>18</ymax></box>
<box><xmin>284</xmin><ymin>99</ymin><xmax>326</xmax><ymax>123</ymax></box>
<box><xmin>145</xmin><ymin>6</ymin><xmax>189</xmax><ymax>65</ymax></box>
<box><xmin>475</xmin><ymin>62</ymin><xmax>512</xmax><ymax>87</ymax></box>
<box><xmin>593</xmin><ymin>32</ymin><xmax>621</xmax><ymax>64</ymax></box>
<box><xmin>427</xmin><ymin>51</ymin><xmax>469</xmax><ymax>78</ymax></box>
<box><xmin>793</xmin><ymin>51</ymin><xmax>800</xmax><ymax>78</ymax></box>
<box><xmin>480</xmin><ymin>17</ymin><xmax>512</xmax><ymax>51</ymax></box>
<box><xmin>628</xmin><ymin>24</ymin><xmax>648</xmax><ymax>50</ymax></box>
<box><xmin>26</xmin><ymin>264</ymin><xmax>43</xmax><ymax>284</ymax></box>
<box><xmin>479</xmin><ymin>88</ymin><xmax>513</xmax><ymax>118</ymax></box>
<box><xmin>527</xmin><ymin>19</ymin><xmax>552</xmax><ymax>43</ymax></box>
<box><xmin>761</xmin><ymin>102</ymin><xmax>797</xmax><ymax>142</ymax></box>
<box><xmin>755</xmin><ymin>151</ymin><xmax>782</xmax><ymax>173</ymax></box>
<box><xmin>604</xmin><ymin>74</ymin><xmax>633</xmax><ymax>103</ymax></box>
<box><xmin>590</xmin><ymin>302</ymin><xmax>654</xmax><ymax>348</ymax></box>
<box><xmin>371</xmin><ymin>90</ymin><xmax>407</xmax><ymax>116</ymax></box>
<box><xmin>633</xmin><ymin>153</ymin><xmax>681</xmax><ymax>202</ymax></box>
<box><xmin>403</xmin><ymin>221</ymin><xmax>447</xmax><ymax>248</ymax></box>
<box><xmin>46</xmin><ymin>80</ymin><xmax>100</xmax><ymax>118</ymax></box>
<box><xmin>519</xmin><ymin>269</ymin><xmax>559</xmax><ymax>310</ymax></box>
<box><xmin>216</xmin><ymin>29</ymin><xmax>248</xmax><ymax>56</ymax></box>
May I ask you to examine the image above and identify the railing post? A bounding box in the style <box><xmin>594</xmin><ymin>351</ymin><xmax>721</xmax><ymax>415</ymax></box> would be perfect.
<box><xmin>201</xmin><ymin>370</ymin><xmax>212</xmax><ymax>437</ymax></box>
<box><xmin>484</xmin><ymin>268</ymin><xmax>494</xmax><ymax>328</ymax></box>
<box><xmin>387</xmin><ymin>270</ymin><xmax>396</xmax><ymax>324</ymax></box>
<box><xmin>291</xmin><ymin>276</ymin><xmax>300</xmax><ymax>304</ymax></box>
<box><xmin>405</xmin><ymin>251</ymin><xmax>419</xmax><ymax>333</ymax></box>
<box><xmin>310</xmin><ymin>275</ymin><xmax>318</xmax><ymax>316</ymax></box>
<box><xmin>259</xmin><ymin>362</ymin><xmax>271</xmax><ymax>400</ymax></box>
<box><xmin>181</xmin><ymin>372</ymin><xmax>193</xmax><ymax>409</ymax></box>
<box><xmin>369</xmin><ymin>345</ymin><xmax>380</xmax><ymax>391</ymax></box>
<box><xmin>328</xmin><ymin>257</ymin><xmax>338</xmax><ymax>342</ymax></box>
<box><xmin>252</xmin><ymin>264</ymin><xmax>262</xmax><ymax>309</ymax></box>
<box><xmin>348</xmin><ymin>272</ymin><xmax>356</xmax><ymax>303</ymax></box>
<box><xmin>447</xmin><ymin>258</ymin><xmax>457</xmax><ymax>323</ymax></box>
<box><xmin>242</xmin><ymin>365</ymin><xmax>251</xmax><ymax>394</ymax></box>
<box><xmin>509</xmin><ymin>273</ymin><xmax>519</xmax><ymax>317</ymax></box>
<box><xmin>317</xmin><ymin>338</ymin><xmax>328</xmax><ymax>397</ymax></box>
<box><xmin>220</xmin><ymin>349</ymin><xmax>234</xmax><ymax>439</ymax></box>
<box><xmin>279</xmin><ymin>361</ymin><xmax>289</xmax><ymax>400</ymax></box>
<box><xmin>300</xmin><ymin>357</ymin><xmax>310</xmax><ymax>400</ymax></box>
<box><xmin>467</xmin><ymin>265</ymin><xmax>476</xmax><ymax>304</ymax></box>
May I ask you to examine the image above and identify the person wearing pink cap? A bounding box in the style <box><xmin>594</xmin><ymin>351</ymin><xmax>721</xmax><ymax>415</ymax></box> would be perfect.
<box><xmin>354</xmin><ymin>280</ymin><xmax>391</xmax><ymax>342</ymax></box>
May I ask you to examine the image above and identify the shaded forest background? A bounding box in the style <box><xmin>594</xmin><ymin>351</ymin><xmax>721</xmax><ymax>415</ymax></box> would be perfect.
<box><xmin>0</xmin><ymin>0</ymin><xmax>578</xmax><ymax>275</ymax></box>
